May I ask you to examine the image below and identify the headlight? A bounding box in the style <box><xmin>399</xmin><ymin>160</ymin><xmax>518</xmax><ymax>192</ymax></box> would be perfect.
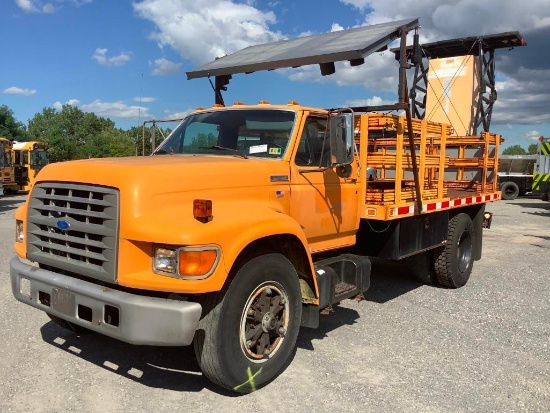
<box><xmin>15</xmin><ymin>220</ymin><xmax>24</xmax><ymax>243</ymax></box>
<box><xmin>154</xmin><ymin>247</ymin><xmax>177</xmax><ymax>273</ymax></box>
<box><xmin>153</xmin><ymin>245</ymin><xmax>220</xmax><ymax>279</ymax></box>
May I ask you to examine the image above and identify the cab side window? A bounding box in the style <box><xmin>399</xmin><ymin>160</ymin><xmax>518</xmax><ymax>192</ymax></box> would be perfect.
<box><xmin>295</xmin><ymin>117</ymin><xmax>330</xmax><ymax>167</ymax></box>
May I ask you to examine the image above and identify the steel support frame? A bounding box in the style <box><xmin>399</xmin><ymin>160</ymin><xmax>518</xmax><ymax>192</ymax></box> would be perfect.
<box><xmin>409</xmin><ymin>60</ymin><xmax>429</xmax><ymax>120</ymax></box>
<box><xmin>473</xmin><ymin>46</ymin><xmax>496</xmax><ymax>135</ymax></box>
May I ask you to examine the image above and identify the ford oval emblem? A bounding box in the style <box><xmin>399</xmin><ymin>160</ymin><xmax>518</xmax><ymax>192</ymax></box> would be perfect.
<box><xmin>56</xmin><ymin>219</ymin><xmax>71</xmax><ymax>232</ymax></box>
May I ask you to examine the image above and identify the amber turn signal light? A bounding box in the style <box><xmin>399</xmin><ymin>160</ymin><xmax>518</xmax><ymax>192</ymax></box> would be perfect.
<box><xmin>193</xmin><ymin>199</ymin><xmax>213</xmax><ymax>222</ymax></box>
<box><xmin>178</xmin><ymin>250</ymin><xmax>218</xmax><ymax>277</ymax></box>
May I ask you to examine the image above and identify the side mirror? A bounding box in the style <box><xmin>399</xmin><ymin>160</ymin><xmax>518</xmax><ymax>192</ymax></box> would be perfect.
<box><xmin>329</xmin><ymin>112</ymin><xmax>354</xmax><ymax>165</ymax></box>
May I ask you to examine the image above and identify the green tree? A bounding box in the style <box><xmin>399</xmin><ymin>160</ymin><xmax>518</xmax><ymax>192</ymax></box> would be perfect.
<box><xmin>83</xmin><ymin>129</ymin><xmax>135</xmax><ymax>158</ymax></box>
<box><xmin>528</xmin><ymin>143</ymin><xmax>538</xmax><ymax>155</ymax></box>
<box><xmin>502</xmin><ymin>144</ymin><xmax>527</xmax><ymax>155</ymax></box>
<box><xmin>28</xmin><ymin>105</ymin><xmax>119</xmax><ymax>162</ymax></box>
<box><xmin>0</xmin><ymin>105</ymin><xmax>27</xmax><ymax>141</ymax></box>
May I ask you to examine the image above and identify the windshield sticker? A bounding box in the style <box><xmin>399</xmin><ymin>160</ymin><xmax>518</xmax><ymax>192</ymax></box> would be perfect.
<box><xmin>249</xmin><ymin>144</ymin><xmax>268</xmax><ymax>154</ymax></box>
<box><xmin>269</xmin><ymin>147</ymin><xmax>282</xmax><ymax>155</ymax></box>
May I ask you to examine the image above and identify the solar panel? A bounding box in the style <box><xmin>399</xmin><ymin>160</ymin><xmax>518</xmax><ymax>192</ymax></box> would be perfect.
<box><xmin>186</xmin><ymin>18</ymin><xmax>419</xmax><ymax>79</ymax></box>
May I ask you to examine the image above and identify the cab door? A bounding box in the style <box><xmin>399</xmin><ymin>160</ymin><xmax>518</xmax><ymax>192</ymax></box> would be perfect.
<box><xmin>289</xmin><ymin>112</ymin><xmax>360</xmax><ymax>252</ymax></box>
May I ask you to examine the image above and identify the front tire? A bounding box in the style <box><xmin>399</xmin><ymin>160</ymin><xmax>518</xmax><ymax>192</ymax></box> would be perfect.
<box><xmin>434</xmin><ymin>213</ymin><xmax>475</xmax><ymax>288</ymax></box>
<box><xmin>194</xmin><ymin>253</ymin><xmax>302</xmax><ymax>393</ymax></box>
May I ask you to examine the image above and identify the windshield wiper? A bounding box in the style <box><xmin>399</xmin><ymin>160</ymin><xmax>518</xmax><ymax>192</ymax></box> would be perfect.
<box><xmin>198</xmin><ymin>146</ymin><xmax>248</xmax><ymax>159</ymax></box>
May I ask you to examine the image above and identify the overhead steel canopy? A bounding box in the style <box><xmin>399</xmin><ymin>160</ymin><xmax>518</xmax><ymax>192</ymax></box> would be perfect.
<box><xmin>390</xmin><ymin>31</ymin><xmax>526</xmax><ymax>59</ymax></box>
<box><xmin>186</xmin><ymin>18</ymin><xmax>419</xmax><ymax>80</ymax></box>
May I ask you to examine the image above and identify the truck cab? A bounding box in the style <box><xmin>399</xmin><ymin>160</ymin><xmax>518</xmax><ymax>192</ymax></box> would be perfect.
<box><xmin>153</xmin><ymin>104</ymin><xmax>359</xmax><ymax>251</ymax></box>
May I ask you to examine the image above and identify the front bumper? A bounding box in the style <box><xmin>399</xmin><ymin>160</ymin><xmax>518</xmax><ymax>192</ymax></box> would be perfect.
<box><xmin>10</xmin><ymin>257</ymin><xmax>202</xmax><ymax>346</ymax></box>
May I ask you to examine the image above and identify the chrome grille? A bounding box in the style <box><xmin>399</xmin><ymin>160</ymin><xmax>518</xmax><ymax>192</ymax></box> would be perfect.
<box><xmin>27</xmin><ymin>182</ymin><xmax>119</xmax><ymax>284</ymax></box>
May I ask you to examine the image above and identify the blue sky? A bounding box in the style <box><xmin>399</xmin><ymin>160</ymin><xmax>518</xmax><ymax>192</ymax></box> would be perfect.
<box><xmin>2</xmin><ymin>0</ymin><xmax>550</xmax><ymax>150</ymax></box>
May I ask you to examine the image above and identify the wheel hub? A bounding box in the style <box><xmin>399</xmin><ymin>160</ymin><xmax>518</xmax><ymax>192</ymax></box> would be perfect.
<box><xmin>457</xmin><ymin>231</ymin><xmax>473</xmax><ymax>273</ymax></box>
<box><xmin>240</xmin><ymin>282</ymin><xmax>290</xmax><ymax>361</ymax></box>
<box><xmin>262</xmin><ymin>312</ymin><xmax>277</xmax><ymax>332</ymax></box>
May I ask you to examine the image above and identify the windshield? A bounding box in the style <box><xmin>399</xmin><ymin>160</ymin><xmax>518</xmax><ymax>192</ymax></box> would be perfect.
<box><xmin>154</xmin><ymin>109</ymin><xmax>296</xmax><ymax>159</ymax></box>
<box><xmin>30</xmin><ymin>150</ymin><xmax>48</xmax><ymax>170</ymax></box>
<box><xmin>1</xmin><ymin>145</ymin><xmax>12</xmax><ymax>168</ymax></box>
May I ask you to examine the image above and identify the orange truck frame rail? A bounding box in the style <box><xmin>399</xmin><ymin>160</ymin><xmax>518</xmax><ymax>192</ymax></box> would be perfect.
<box><xmin>9</xmin><ymin>18</ymin><xmax>511</xmax><ymax>393</ymax></box>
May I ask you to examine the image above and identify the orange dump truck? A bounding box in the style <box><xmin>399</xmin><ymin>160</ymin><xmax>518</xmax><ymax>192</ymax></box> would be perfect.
<box><xmin>10</xmin><ymin>19</ymin><xmax>503</xmax><ymax>393</ymax></box>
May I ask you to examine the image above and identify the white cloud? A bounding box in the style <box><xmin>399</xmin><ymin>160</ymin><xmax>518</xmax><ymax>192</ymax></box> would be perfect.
<box><xmin>16</xmin><ymin>0</ymin><xmax>90</xmax><ymax>13</ymax></box>
<box><xmin>163</xmin><ymin>109</ymin><xmax>193</xmax><ymax>120</ymax></box>
<box><xmin>51</xmin><ymin>98</ymin><xmax>151</xmax><ymax>120</ymax></box>
<box><xmin>92</xmin><ymin>48</ymin><xmax>132</xmax><ymax>66</ymax></box>
<box><xmin>42</xmin><ymin>3</ymin><xmax>56</xmax><ymax>13</ymax></box>
<box><xmin>491</xmin><ymin>66</ymin><xmax>550</xmax><ymax>125</ymax></box>
<box><xmin>343</xmin><ymin>96</ymin><xmax>394</xmax><ymax>107</ymax></box>
<box><xmin>150</xmin><ymin>58</ymin><xmax>182</xmax><ymax>76</ymax></box>
<box><xmin>81</xmin><ymin>99</ymin><xmax>151</xmax><ymax>119</ymax></box>
<box><xmin>52</xmin><ymin>99</ymin><xmax>80</xmax><ymax>110</ymax></box>
<box><xmin>133</xmin><ymin>0</ymin><xmax>283</xmax><ymax>64</ymax></box>
<box><xmin>65</xmin><ymin>0</ymin><xmax>92</xmax><ymax>5</ymax></box>
<box><xmin>16</xmin><ymin>0</ymin><xmax>39</xmax><ymax>12</ymax></box>
<box><xmin>339</xmin><ymin>0</ymin><xmax>370</xmax><ymax>9</ymax></box>
<box><xmin>134</xmin><ymin>97</ymin><xmax>157</xmax><ymax>103</ymax></box>
<box><xmin>289</xmin><ymin>52</ymin><xmax>399</xmax><ymax>93</ymax></box>
<box><xmin>3</xmin><ymin>86</ymin><xmax>37</xmax><ymax>96</ymax></box>
<box><xmin>340</xmin><ymin>0</ymin><xmax>550</xmax><ymax>38</ymax></box>
<box><xmin>524</xmin><ymin>131</ymin><xmax>543</xmax><ymax>141</ymax></box>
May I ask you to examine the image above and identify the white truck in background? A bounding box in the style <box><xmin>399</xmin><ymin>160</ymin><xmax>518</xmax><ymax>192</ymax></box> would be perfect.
<box><xmin>498</xmin><ymin>137</ymin><xmax>550</xmax><ymax>201</ymax></box>
<box><xmin>498</xmin><ymin>155</ymin><xmax>537</xmax><ymax>200</ymax></box>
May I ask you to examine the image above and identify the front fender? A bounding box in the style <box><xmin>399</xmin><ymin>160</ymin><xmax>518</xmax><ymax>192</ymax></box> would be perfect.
<box><xmin>119</xmin><ymin>197</ymin><xmax>314</xmax><ymax>294</ymax></box>
<box><xmin>217</xmin><ymin>206</ymin><xmax>313</xmax><ymax>273</ymax></box>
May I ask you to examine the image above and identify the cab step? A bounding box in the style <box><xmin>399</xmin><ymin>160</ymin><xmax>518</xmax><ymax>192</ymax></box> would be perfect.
<box><xmin>301</xmin><ymin>254</ymin><xmax>371</xmax><ymax>328</ymax></box>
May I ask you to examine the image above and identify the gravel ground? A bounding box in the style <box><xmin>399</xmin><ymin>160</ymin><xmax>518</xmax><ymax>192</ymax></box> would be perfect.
<box><xmin>1</xmin><ymin>193</ymin><xmax>548</xmax><ymax>412</ymax></box>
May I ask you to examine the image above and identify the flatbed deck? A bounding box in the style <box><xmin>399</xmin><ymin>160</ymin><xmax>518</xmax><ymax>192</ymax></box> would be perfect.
<box><xmin>356</xmin><ymin>113</ymin><xmax>501</xmax><ymax>220</ymax></box>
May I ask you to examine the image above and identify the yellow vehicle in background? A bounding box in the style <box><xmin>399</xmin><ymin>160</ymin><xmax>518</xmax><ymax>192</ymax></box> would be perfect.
<box><xmin>0</xmin><ymin>137</ymin><xmax>16</xmax><ymax>194</ymax></box>
<box><xmin>11</xmin><ymin>141</ymin><xmax>49</xmax><ymax>192</ymax></box>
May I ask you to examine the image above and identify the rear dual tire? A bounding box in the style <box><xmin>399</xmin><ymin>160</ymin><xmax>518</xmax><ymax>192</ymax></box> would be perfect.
<box><xmin>434</xmin><ymin>213</ymin><xmax>475</xmax><ymax>288</ymax></box>
<box><xmin>404</xmin><ymin>213</ymin><xmax>475</xmax><ymax>289</ymax></box>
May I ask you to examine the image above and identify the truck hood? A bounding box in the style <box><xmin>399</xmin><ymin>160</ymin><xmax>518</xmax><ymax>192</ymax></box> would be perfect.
<box><xmin>35</xmin><ymin>155</ymin><xmax>292</xmax><ymax>242</ymax></box>
<box><xmin>36</xmin><ymin>155</ymin><xmax>287</xmax><ymax>194</ymax></box>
